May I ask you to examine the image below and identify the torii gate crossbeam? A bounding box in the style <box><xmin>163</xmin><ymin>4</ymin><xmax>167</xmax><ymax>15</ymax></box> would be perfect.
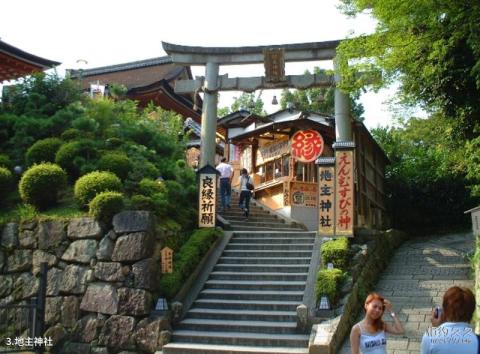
<box><xmin>162</xmin><ymin>40</ymin><xmax>352</xmax><ymax>168</ymax></box>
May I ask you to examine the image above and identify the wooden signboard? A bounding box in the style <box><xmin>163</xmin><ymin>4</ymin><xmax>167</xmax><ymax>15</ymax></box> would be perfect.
<box><xmin>335</xmin><ymin>150</ymin><xmax>354</xmax><ymax>237</ymax></box>
<box><xmin>161</xmin><ymin>247</ymin><xmax>173</xmax><ymax>274</ymax></box>
<box><xmin>290</xmin><ymin>182</ymin><xmax>318</xmax><ymax>208</ymax></box>
<box><xmin>291</xmin><ymin>130</ymin><xmax>324</xmax><ymax>163</ymax></box>
<box><xmin>318</xmin><ymin>165</ymin><xmax>335</xmax><ymax>236</ymax></box>
<box><xmin>198</xmin><ymin>173</ymin><xmax>217</xmax><ymax>227</ymax></box>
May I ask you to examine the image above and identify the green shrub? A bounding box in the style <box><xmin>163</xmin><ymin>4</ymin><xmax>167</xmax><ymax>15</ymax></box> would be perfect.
<box><xmin>0</xmin><ymin>167</ymin><xmax>13</xmax><ymax>201</ymax></box>
<box><xmin>61</xmin><ymin>128</ymin><xmax>82</xmax><ymax>141</ymax></box>
<box><xmin>18</xmin><ymin>163</ymin><xmax>67</xmax><ymax>209</ymax></box>
<box><xmin>138</xmin><ymin>178</ymin><xmax>166</xmax><ymax>196</ymax></box>
<box><xmin>98</xmin><ymin>153</ymin><xmax>133</xmax><ymax>180</ymax></box>
<box><xmin>105</xmin><ymin>137</ymin><xmax>124</xmax><ymax>149</ymax></box>
<box><xmin>89</xmin><ymin>191</ymin><xmax>124</xmax><ymax>223</ymax></box>
<box><xmin>321</xmin><ymin>237</ymin><xmax>349</xmax><ymax>270</ymax></box>
<box><xmin>74</xmin><ymin>171</ymin><xmax>122</xmax><ymax>207</ymax></box>
<box><xmin>160</xmin><ymin>228</ymin><xmax>223</xmax><ymax>299</ymax></box>
<box><xmin>316</xmin><ymin>268</ymin><xmax>344</xmax><ymax>305</ymax></box>
<box><xmin>0</xmin><ymin>154</ymin><xmax>12</xmax><ymax>169</ymax></box>
<box><xmin>55</xmin><ymin>139</ymin><xmax>98</xmax><ymax>179</ymax></box>
<box><xmin>129</xmin><ymin>194</ymin><xmax>155</xmax><ymax>211</ymax></box>
<box><xmin>26</xmin><ymin>138</ymin><xmax>63</xmax><ymax>166</ymax></box>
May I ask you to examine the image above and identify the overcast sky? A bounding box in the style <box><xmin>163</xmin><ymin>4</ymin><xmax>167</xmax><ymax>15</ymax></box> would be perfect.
<box><xmin>1</xmin><ymin>0</ymin><xmax>408</xmax><ymax>129</ymax></box>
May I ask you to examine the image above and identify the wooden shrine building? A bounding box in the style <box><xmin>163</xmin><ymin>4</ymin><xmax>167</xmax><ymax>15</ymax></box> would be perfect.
<box><xmin>0</xmin><ymin>39</ymin><xmax>60</xmax><ymax>82</ymax></box>
<box><xmin>67</xmin><ymin>57</ymin><xmax>202</xmax><ymax>122</ymax></box>
<box><xmin>219</xmin><ymin>109</ymin><xmax>389</xmax><ymax>231</ymax></box>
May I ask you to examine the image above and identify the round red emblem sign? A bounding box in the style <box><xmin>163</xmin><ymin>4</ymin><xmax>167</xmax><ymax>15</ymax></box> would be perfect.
<box><xmin>291</xmin><ymin>129</ymin><xmax>324</xmax><ymax>163</ymax></box>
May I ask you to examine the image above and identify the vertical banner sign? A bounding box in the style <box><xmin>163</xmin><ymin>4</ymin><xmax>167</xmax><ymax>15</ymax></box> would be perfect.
<box><xmin>161</xmin><ymin>247</ymin><xmax>173</xmax><ymax>274</ymax></box>
<box><xmin>198</xmin><ymin>173</ymin><xmax>216</xmax><ymax>227</ymax></box>
<box><xmin>335</xmin><ymin>150</ymin><xmax>354</xmax><ymax>237</ymax></box>
<box><xmin>318</xmin><ymin>166</ymin><xmax>335</xmax><ymax>236</ymax></box>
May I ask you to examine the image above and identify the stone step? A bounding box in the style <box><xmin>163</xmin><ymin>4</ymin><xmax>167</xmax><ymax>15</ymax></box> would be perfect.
<box><xmin>209</xmin><ymin>271</ymin><xmax>308</xmax><ymax>281</ymax></box>
<box><xmin>230</xmin><ymin>237</ymin><xmax>314</xmax><ymax>244</ymax></box>
<box><xmin>228</xmin><ymin>225</ymin><xmax>306</xmax><ymax>232</ymax></box>
<box><xmin>177</xmin><ymin>318</ymin><xmax>298</xmax><ymax>334</ymax></box>
<box><xmin>229</xmin><ymin>221</ymin><xmax>295</xmax><ymax>229</ymax></box>
<box><xmin>186</xmin><ymin>308</ymin><xmax>297</xmax><ymax>322</ymax></box>
<box><xmin>214</xmin><ymin>263</ymin><xmax>310</xmax><ymax>273</ymax></box>
<box><xmin>225</xmin><ymin>243</ymin><xmax>314</xmax><ymax>251</ymax></box>
<box><xmin>226</xmin><ymin>216</ymin><xmax>283</xmax><ymax>223</ymax></box>
<box><xmin>170</xmin><ymin>330</ymin><xmax>310</xmax><ymax>348</ymax></box>
<box><xmin>198</xmin><ymin>289</ymin><xmax>304</xmax><ymax>301</ymax></box>
<box><xmin>222</xmin><ymin>250</ymin><xmax>313</xmax><ymax>257</ymax></box>
<box><xmin>218</xmin><ymin>257</ymin><xmax>311</xmax><ymax>264</ymax></box>
<box><xmin>162</xmin><ymin>342</ymin><xmax>309</xmax><ymax>354</ymax></box>
<box><xmin>193</xmin><ymin>299</ymin><xmax>301</xmax><ymax>312</ymax></box>
<box><xmin>222</xmin><ymin>210</ymin><xmax>273</xmax><ymax>217</ymax></box>
<box><xmin>204</xmin><ymin>280</ymin><xmax>306</xmax><ymax>291</ymax></box>
<box><xmin>232</xmin><ymin>231</ymin><xmax>316</xmax><ymax>237</ymax></box>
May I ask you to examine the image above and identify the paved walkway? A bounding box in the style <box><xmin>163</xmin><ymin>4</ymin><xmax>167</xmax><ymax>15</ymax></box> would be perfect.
<box><xmin>338</xmin><ymin>231</ymin><xmax>474</xmax><ymax>354</ymax></box>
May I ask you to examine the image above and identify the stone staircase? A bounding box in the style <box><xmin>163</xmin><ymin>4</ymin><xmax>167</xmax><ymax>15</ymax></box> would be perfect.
<box><xmin>162</xmin><ymin>192</ymin><xmax>316</xmax><ymax>354</ymax></box>
<box><xmin>218</xmin><ymin>191</ymin><xmax>306</xmax><ymax>232</ymax></box>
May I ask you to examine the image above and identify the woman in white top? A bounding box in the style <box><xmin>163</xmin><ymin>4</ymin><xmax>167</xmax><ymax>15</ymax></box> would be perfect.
<box><xmin>421</xmin><ymin>286</ymin><xmax>478</xmax><ymax>354</ymax></box>
<box><xmin>350</xmin><ymin>293</ymin><xmax>405</xmax><ymax>354</ymax></box>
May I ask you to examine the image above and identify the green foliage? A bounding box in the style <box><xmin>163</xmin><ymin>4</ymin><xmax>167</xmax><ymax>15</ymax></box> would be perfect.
<box><xmin>465</xmin><ymin>136</ymin><xmax>480</xmax><ymax>197</ymax></box>
<box><xmin>74</xmin><ymin>171</ymin><xmax>122</xmax><ymax>207</ymax></box>
<box><xmin>219</xmin><ymin>92</ymin><xmax>266</xmax><ymax>116</ymax></box>
<box><xmin>98</xmin><ymin>153</ymin><xmax>133</xmax><ymax>180</ymax></box>
<box><xmin>55</xmin><ymin>139</ymin><xmax>99</xmax><ymax>179</ymax></box>
<box><xmin>61</xmin><ymin>128</ymin><xmax>82</xmax><ymax>141</ymax></box>
<box><xmin>316</xmin><ymin>268</ymin><xmax>345</xmax><ymax>305</ymax></box>
<box><xmin>321</xmin><ymin>237</ymin><xmax>349</xmax><ymax>270</ymax></box>
<box><xmin>371</xmin><ymin>115</ymin><xmax>478</xmax><ymax>230</ymax></box>
<box><xmin>279</xmin><ymin>67</ymin><xmax>364</xmax><ymax>121</ymax></box>
<box><xmin>160</xmin><ymin>228</ymin><xmax>223</xmax><ymax>299</ymax></box>
<box><xmin>19</xmin><ymin>163</ymin><xmax>67</xmax><ymax>209</ymax></box>
<box><xmin>89</xmin><ymin>191</ymin><xmax>124</xmax><ymax>223</ymax></box>
<box><xmin>139</xmin><ymin>178</ymin><xmax>166</xmax><ymax>196</ymax></box>
<box><xmin>0</xmin><ymin>167</ymin><xmax>13</xmax><ymax>202</ymax></box>
<box><xmin>1</xmin><ymin>72</ymin><xmax>83</xmax><ymax>117</ymax></box>
<box><xmin>337</xmin><ymin>0</ymin><xmax>480</xmax><ymax>139</ymax></box>
<box><xmin>0</xmin><ymin>154</ymin><xmax>12</xmax><ymax>169</ymax></box>
<box><xmin>129</xmin><ymin>194</ymin><xmax>156</xmax><ymax>211</ymax></box>
<box><xmin>26</xmin><ymin>138</ymin><xmax>63</xmax><ymax>166</ymax></box>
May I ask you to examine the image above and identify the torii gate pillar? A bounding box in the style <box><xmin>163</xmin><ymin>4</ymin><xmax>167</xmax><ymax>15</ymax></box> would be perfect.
<box><xmin>200</xmin><ymin>62</ymin><xmax>219</xmax><ymax>167</ymax></box>
<box><xmin>334</xmin><ymin>58</ymin><xmax>352</xmax><ymax>142</ymax></box>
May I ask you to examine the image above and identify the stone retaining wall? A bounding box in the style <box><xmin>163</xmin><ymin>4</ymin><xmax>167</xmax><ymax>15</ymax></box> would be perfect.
<box><xmin>309</xmin><ymin>229</ymin><xmax>408</xmax><ymax>354</ymax></box>
<box><xmin>0</xmin><ymin>211</ymin><xmax>171</xmax><ymax>354</ymax></box>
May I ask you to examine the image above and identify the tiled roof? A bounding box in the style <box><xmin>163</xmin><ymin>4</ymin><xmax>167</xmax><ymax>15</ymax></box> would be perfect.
<box><xmin>69</xmin><ymin>56</ymin><xmax>172</xmax><ymax>77</ymax></box>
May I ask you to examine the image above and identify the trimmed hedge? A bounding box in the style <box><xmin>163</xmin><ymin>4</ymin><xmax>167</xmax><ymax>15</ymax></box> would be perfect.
<box><xmin>321</xmin><ymin>237</ymin><xmax>349</xmax><ymax>270</ymax></box>
<box><xmin>89</xmin><ymin>191</ymin><xmax>124</xmax><ymax>223</ymax></box>
<box><xmin>0</xmin><ymin>167</ymin><xmax>13</xmax><ymax>202</ymax></box>
<box><xmin>160</xmin><ymin>228</ymin><xmax>223</xmax><ymax>299</ymax></box>
<box><xmin>74</xmin><ymin>171</ymin><xmax>122</xmax><ymax>207</ymax></box>
<box><xmin>18</xmin><ymin>163</ymin><xmax>67</xmax><ymax>209</ymax></box>
<box><xmin>129</xmin><ymin>194</ymin><xmax>156</xmax><ymax>211</ymax></box>
<box><xmin>55</xmin><ymin>139</ymin><xmax>98</xmax><ymax>178</ymax></box>
<box><xmin>316</xmin><ymin>268</ymin><xmax>345</xmax><ymax>305</ymax></box>
<box><xmin>138</xmin><ymin>178</ymin><xmax>165</xmax><ymax>196</ymax></box>
<box><xmin>26</xmin><ymin>137</ymin><xmax>63</xmax><ymax>166</ymax></box>
<box><xmin>98</xmin><ymin>153</ymin><xmax>133</xmax><ymax>180</ymax></box>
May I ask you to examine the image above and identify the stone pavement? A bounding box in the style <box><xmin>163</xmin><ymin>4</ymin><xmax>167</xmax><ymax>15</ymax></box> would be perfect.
<box><xmin>338</xmin><ymin>231</ymin><xmax>474</xmax><ymax>354</ymax></box>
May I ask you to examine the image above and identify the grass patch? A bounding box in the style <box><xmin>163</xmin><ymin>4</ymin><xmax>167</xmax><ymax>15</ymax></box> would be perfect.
<box><xmin>160</xmin><ymin>227</ymin><xmax>223</xmax><ymax>299</ymax></box>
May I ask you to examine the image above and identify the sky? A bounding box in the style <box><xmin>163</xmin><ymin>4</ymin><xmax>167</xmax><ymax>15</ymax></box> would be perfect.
<box><xmin>0</xmin><ymin>0</ymin><xmax>408</xmax><ymax>129</ymax></box>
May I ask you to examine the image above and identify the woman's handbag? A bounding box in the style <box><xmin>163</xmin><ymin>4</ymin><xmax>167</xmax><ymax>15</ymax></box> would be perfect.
<box><xmin>246</xmin><ymin>176</ymin><xmax>254</xmax><ymax>191</ymax></box>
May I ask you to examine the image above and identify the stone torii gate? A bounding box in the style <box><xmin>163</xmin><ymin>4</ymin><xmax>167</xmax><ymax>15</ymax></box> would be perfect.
<box><xmin>162</xmin><ymin>40</ymin><xmax>352</xmax><ymax>168</ymax></box>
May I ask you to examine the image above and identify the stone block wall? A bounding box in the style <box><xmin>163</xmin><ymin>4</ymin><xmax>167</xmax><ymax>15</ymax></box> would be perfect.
<box><xmin>0</xmin><ymin>211</ymin><xmax>171</xmax><ymax>353</ymax></box>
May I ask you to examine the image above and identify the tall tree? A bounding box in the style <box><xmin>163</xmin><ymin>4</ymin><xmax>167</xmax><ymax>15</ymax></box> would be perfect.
<box><xmin>279</xmin><ymin>67</ymin><xmax>364</xmax><ymax>121</ymax></box>
<box><xmin>337</xmin><ymin>0</ymin><xmax>480</xmax><ymax>138</ymax></box>
<box><xmin>218</xmin><ymin>92</ymin><xmax>266</xmax><ymax>117</ymax></box>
